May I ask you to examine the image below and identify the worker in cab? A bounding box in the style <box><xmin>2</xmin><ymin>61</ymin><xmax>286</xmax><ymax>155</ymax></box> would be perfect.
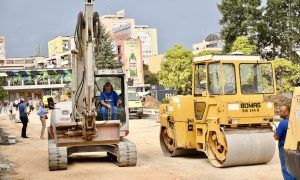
<box><xmin>274</xmin><ymin>105</ymin><xmax>296</xmax><ymax>180</ymax></box>
<box><xmin>99</xmin><ymin>82</ymin><xmax>121</xmax><ymax>120</ymax></box>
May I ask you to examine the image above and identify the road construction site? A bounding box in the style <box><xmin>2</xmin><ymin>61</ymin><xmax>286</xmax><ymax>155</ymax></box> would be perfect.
<box><xmin>0</xmin><ymin>110</ymin><xmax>282</xmax><ymax>180</ymax></box>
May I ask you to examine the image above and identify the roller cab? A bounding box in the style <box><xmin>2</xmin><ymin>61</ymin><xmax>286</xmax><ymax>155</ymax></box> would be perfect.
<box><xmin>160</xmin><ymin>55</ymin><xmax>277</xmax><ymax>167</ymax></box>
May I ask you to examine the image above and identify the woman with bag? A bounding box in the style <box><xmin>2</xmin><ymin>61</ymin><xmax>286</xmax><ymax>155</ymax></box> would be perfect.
<box><xmin>37</xmin><ymin>101</ymin><xmax>47</xmax><ymax>139</ymax></box>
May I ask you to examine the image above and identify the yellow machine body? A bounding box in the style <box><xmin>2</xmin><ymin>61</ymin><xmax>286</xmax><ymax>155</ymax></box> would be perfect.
<box><xmin>284</xmin><ymin>87</ymin><xmax>300</xmax><ymax>178</ymax></box>
<box><xmin>160</xmin><ymin>55</ymin><xmax>277</xmax><ymax>167</ymax></box>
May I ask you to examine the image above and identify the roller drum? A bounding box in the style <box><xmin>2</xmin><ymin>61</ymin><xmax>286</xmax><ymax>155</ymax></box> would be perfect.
<box><xmin>208</xmin><ymin>129</ymin><xmax>275</xmax><ymax>167</ymax></box>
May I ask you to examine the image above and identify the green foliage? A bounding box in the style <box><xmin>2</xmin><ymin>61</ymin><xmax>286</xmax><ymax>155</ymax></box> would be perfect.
<box><xmin>218</xmin><ymin>0</ymin><xmax>262</xmax><ymax>53</ymax></box>
<box><xmin>143</xmin><ymin>65</ymin><xmax>158</xmax><ymax>85</ymax></box>
<box><xmin>273</xmin><ymin>58</ymin><xmax>300</xmax><ymax>92</ymax></box>
<box><xmin>231</xmin><ymin>36</ymin><xmax>257</xmax><ymax>55</ymax></box>
<box><xmin>218</xmin><ymin>0</ymin><xmax>300</xmax><ymax>62</ymax></box>
<box><xmin>158</xmin><ymin>44</ymin><xmax>193</xmax><ymax>95</ymax></box>
<box><xmin>260</xmin><ymin>0</ymin><xmax>300</xmax><ymax>62</ymax></box>
<box><xmin>196</xmin><ymin>50</ymin><xmax>221</xmax><ymax>56</ymax></box>
<box><xmin>162</xmin><ymin>98</ymin><xmax>170</xmax><ymax>104</ymax></box>
<box><xmin>93</xmin><ymin>13</ymin><xmax>122</xmax><ymax>69</ymax></box>
<box><xmin>0</xmin><ymin>86</ymin><xmax>8</xmax><ymax>101</ymax></box>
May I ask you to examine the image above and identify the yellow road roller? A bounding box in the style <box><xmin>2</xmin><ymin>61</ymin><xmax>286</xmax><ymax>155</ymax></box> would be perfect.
<box><xmin>284</xmin><ymin>87</ymin><xmax>300</xmax><ymax>178</ymax></box>
<box><xmin>159</xmin><ymin>55</ymin><xmax>276</xmax><ymax>167</ymax></box>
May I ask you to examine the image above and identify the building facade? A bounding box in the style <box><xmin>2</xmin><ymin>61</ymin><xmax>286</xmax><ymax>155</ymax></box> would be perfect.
<box><xmin>0</xmin><ymin>35</ymin><xmax>6</xmax><ymax>64</ymax></box>
<box><xmin>48</xmin><ymin>36</ymin><xmax>75</xmax><ymax>57</ymax></box>
<box><xmin>37</xmin><ymin>51</ymin><xmax>72</xmax><ymax>69</ymax></box>
<box><xmin>192</xmin><ymin>32</ymin><xmax>224</xmax><ymax>54</ymax></box>
<box><xmin>100</xmin><ymin>10</ymin><xmax>136</xmax><ymax>34</ymax></box>
<box><xmin>148</xmin><ymin>54</ymin><xmax>164</xmax><ymax>74</ymax></box>
<box><xmin>5</xmin><ymin>56</ymin><xmax>45</xmax><ymax>69</ymax></box>
<box><xmin>114</xmin><ymin>37</ymin><xmax>144</xmax><ymax>85</ymax></box>
<box><xmin>102</xmin><ymin>10</ymin><xmax>158</xmax><ymax>65</ymax></box>
<box><xmin>112</xmin><ymin>24</ymin><xmax>158</xmax><ymax>65</ymax></box>
<box><xmin>134</xmin><ymin>25</ymin><xmax>158</xmax><ymax>64</ymax></box>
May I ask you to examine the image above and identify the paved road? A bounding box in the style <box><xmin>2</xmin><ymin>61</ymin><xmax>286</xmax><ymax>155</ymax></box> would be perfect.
<box><xmin>0</xmin><ymin>112</ymin><xmax>282</xmax><ymax>180</ymax></box>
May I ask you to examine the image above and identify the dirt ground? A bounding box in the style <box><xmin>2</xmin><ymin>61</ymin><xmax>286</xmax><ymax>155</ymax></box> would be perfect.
<box><xmin>0</xmin><ymin>110</ymin><xmax>283</xmax><ymax>180</ymax></box>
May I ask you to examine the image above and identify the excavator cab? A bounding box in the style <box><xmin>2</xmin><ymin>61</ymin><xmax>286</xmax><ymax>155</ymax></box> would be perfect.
<box><xmin>94</xmin><ymin>69</ymin><xmax>128</xmax><ymax>125</ymax></box>
<box><xmin>160</xmin><ymin>55</ymin><xmax>277</xmax><ymax>167</ymax></box>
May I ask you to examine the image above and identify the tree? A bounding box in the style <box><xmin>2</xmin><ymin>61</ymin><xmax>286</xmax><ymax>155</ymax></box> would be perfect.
<box><xmin>158</xmin><ymin>44</ymin><xmax>193</xmax><ymax>95</ymax></box>
<box><xmin>196</xmin><ymin>50</ymin><xmax>221</xmax><ymax>57</ymax></box>
<box><xmin>0</xmin><ymin>86</ymin><xmax>8</xmax><ymax>101</ymax></box>
<box><xmin>143</xmin><ymin>65</ymin><xmax>158</xmax><ymax>85</ymax></box>
<box><xmin>93</xmin><ymin>12</ymin><xmax>122</xmax><ymax>69</ymax></box>
<box><xmin>218</xmin><ymin>0</ymin><xmax>263</xmax><ymax>53</ymax></box>
<box><xmin>260</xmin><ymin>0</ymin><xmax>300</xmax><ymax>62</ymax></box>
<box><xmin>273</xmin><ymin>58</ymin><xmax>300</xmax><ymax>92</ymax></box>
<box><xmin>231</xmin><ymin>36</ymin><xmax>257</xmax><ymax>55</ymax></box>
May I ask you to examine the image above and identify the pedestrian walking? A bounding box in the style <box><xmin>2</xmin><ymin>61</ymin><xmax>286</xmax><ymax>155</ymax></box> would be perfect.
<box><xmin>2</xmin><ymin>100</ymin><xmax>8</xmax><ymax>114</ymax></box>
<box><xmin>19</xmin><ymin>98</ymin><xmax>30</xmax><ymax>138</ymax></box>
<box><xmin>0</xmin><ymin>101</ymin><xmax>3</xmax><ymax>113</ymax></box>
<box><xmin>37</xmin><ymin>101</ymin><xmax>47</xmax><ymax>139</ymax></box>
<box><xmin>8</xmin><ymin>101</ymin><xmax>13</xmax><ymax>114</ymax></box>
<box><xmin>29</xmin><ymin>99</ymin><xmax>34</xmax><ymax>112</ymax></box>
<box><xmin>14</xmin><ymin>99</ymin><xmax>19</xmax><ymax>111</ymax></box>
<box><xmin>274</xmin><ymin>105</ymin><xmax>296</xmax><ymax>180</ymax></box>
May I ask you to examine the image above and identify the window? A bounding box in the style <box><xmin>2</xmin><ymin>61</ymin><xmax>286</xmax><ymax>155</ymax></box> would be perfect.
<box><xmin>128</xmin><ymin>92</ymin><xmax>140</xmax><ymax>101</ymax></box>
<box><xmin>194</xmin><ymin>102</ymin><xmax>206</xmax><ymax>120</ymax></box>
<box><xmin>95</xmin><ymin>76</ymin><xmax>122</xmax><ymax>96</ymax></box>
<box><xmin>117</xmin><ymin>45</ymin><xmax>122</xmax><ymax>55</ymax></box>
<box><xmin>240</xmin><ymin>63</ymin><xmax>274</xmax><ymax>94</ymax></box>
<box><xmin>194</xmin><ymin>64</ymin><xmax>206</xmax><ymax>96</ymax></box>
<box><xmin>223</xmin><ymin>64</ymin><xmax>236</xmax><ymax>95</ymax></box>
<box><xmin>208</xmin><ymin>63</ymin><xmax>222</xmax><ymax>95</ymax></box>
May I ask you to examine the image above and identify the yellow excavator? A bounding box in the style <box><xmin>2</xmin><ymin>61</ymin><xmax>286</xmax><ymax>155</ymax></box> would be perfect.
<box><xmin>47</xmin><ymin>0</ymin><xmax>137</xmax><ymax>170</ymax></box>
<box><xmin>284</xmin><ymin>87</ymin><xmax>300</xmax><ymax>178</ymax></box>
<box><xmin>159</xmin><ymin>55</ymin><xmax>276</xmax><ymax>167</ymax></box>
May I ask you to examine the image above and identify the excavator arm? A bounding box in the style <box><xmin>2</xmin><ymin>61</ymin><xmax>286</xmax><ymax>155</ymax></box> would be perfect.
<box><xmin>72</xmin><ymin>0</ymin><xmax>97</xmax><ymax>140</ymax></box>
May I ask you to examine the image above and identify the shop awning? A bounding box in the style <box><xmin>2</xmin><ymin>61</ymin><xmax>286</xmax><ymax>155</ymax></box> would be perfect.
<box><xmin>56</xmin><ymin>70</ymin><xmax>66</xmax><ymax>74</ymax></box>
<box><xmin>31</xmin><ymin>71</ymin><xmax>43</xmax><ymax>75</ymax></box>
<box><xmin>18</xmin><ymin>71</ymin><xmax>28</xmax><ymax>76</ymax></box>
<box><xmin>47</xmin><ymin>70</ymin><xmax>57</xmax><ymax>75</ymax></box>
<box><xmin>6</xmin><ymin>71</ymin><xmax>17</xmax><ymax>76</ymax></box>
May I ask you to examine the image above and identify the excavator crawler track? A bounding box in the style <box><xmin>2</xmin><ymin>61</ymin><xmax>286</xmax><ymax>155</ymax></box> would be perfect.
<box><xmin>48</xmin><ymin>140</ymin><xmax>68</xmax><ymax>171</ymax></box>
<box><xmin>108</xmin><ymin>139</ymin><xmax>137</xmax><ymax>167</ymax></box>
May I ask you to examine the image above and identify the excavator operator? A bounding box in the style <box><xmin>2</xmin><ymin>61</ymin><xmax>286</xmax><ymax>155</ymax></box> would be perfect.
<box><xmin>99</xmin><ymin>82</ymin><xmax>122</xmax><ymax>120</ymax></box>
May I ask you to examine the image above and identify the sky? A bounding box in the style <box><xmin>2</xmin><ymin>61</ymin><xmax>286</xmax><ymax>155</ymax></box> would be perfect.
<box><xmin>0</xmin><ymin>0</ymin><xmax>222</xmax><ymax>58</ymax></box>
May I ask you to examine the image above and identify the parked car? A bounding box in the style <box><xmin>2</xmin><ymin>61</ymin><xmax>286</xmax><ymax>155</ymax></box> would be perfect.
<box><xmin>128</xmin><ymin>92</ymin><xmax>143</xmax><ymax>119</ymax></box>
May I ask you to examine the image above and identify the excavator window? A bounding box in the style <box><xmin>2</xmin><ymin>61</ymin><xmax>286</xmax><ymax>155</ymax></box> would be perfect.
<box><xmin>94</xmin><ymin>75</ymin><xmax>126</xmax><ymax>122</ymax></box>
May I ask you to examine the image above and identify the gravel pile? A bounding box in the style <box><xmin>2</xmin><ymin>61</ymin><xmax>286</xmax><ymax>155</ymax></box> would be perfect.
<box><xmin>264</xmin><ymin>94</ymin><xmax>292</xmax><ymax>113</ymax></box>
<box><xmin>143</xmin><ymin>95</ymin><xmax>161</xmax><ymax>108</ymax></box>
<box><xmin>0</xmin><ymin>153</ymin><xmax>15</xmax><ymax>179</ymax></box>
<box><xmin>0</xmin><ymin>128</ymin><xmax>9</xmax><ymax>145</ymax></box>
